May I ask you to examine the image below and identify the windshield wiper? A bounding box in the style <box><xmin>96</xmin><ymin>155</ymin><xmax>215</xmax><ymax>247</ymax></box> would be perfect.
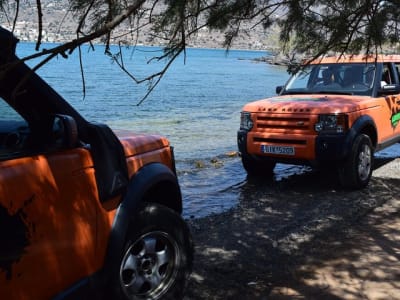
<box><xmin>312</xmin><ymin>91</ymin><xmax>354</xmax><ymax>95</ymax></box>
<box><xmin>281</xmin><ymin>90</ymin><xmax>314</xmax><ymax>95</ymax></box>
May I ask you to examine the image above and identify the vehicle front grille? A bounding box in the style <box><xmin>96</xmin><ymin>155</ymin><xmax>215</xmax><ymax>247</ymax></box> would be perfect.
<box><xmin>256</xmin><ymin>115</ymin><xmax>312</xmax><ymax>132</ymax></box>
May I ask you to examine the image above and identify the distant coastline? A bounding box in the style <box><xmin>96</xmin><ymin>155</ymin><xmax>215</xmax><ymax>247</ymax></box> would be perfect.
<box><xmin>0</xmin><ymin>1</ymin><xmax>281</xmax><ymax>52</ymax></box>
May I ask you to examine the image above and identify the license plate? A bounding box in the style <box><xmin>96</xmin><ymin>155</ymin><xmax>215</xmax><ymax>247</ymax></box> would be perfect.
<box><xmin>261</xmin><ymin>145</ymin><xmax>295</xmax><ymax>155</ymax></box>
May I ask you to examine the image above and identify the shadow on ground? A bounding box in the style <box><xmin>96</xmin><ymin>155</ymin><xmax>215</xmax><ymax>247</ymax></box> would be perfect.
<box><xmin>184</xmin><ymin>156</ymin><xmax>400</xmax><ymax>299</ymax></box>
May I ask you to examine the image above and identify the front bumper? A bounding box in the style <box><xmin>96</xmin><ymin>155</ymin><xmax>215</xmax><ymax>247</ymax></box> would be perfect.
<box><xmin>238</xmin><ymin>129</ymin><xmax>356</xmax><ymax>163</ymax></box>
<box><xmin>315</xmin><ymin>132</ymin><xmax>354</xmax><ymax>161</ymax></box>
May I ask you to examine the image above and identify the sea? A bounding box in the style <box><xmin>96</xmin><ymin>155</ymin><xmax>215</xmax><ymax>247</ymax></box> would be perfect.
<box><xmin>16</xmin><ymin>42</ymin><xmax>400</xmax><ymax>218</ymax></box>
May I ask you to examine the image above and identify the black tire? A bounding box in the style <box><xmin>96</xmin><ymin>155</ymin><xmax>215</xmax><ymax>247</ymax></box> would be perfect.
<box><xmin>241</xmin><ymin>154</ymin><xmax>276</xmax><ymax>177</ymax></box>
<box><xmin>112</xmin><ymin>203</ymin><xmax>193</xmax><ymax>300</ymax></box>
<box><xmin>338</xmin><ymin>134</ymin><xmax>373</xmax><ymax>189</ymax></box>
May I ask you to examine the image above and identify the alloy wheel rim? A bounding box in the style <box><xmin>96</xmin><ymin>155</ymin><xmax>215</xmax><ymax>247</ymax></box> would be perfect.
<box><xmin>358</xmin><ymin>144</ymin><xmax>371</xmax><ymax>181</ymax></box>
<box><xmin>119</xmin><ymin>231</ymin><xmax>179</xmax><ymax>299</ymax></box>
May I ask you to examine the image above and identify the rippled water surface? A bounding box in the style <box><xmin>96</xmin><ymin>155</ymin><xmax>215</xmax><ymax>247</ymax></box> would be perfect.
<box><xmin>17</xmin><ymin>43</ymin><xmax>400</xmax><ymax>218</ymax></box>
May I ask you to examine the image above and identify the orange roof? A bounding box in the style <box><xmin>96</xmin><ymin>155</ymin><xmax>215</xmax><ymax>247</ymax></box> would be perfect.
<box><xmin>309</xmin><ymin>54</ymin><xmax>400</xmax><ymax>64</ymax></box>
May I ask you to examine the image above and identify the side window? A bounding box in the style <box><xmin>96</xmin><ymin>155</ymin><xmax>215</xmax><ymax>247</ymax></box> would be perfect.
<box><xmin>381</xmin><ymin>63</ymin><xmax>395</xmax><ymax>86</ymax></box>
<box><xmin>0</xmin><ymin>98</ymin><xmax>30</xmax><ymax>159</ymax></box>
<box><xmin>363</xmin><ymin>65</ymin><xmax>376</xmax><ymax>88</ymax></box>
<box><xmin>394</xmin><ymin>63</ymin><xmax>400</xmax><ymax>84</ymax></box>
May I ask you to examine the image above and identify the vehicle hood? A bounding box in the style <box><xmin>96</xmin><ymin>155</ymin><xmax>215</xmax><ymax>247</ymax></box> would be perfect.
<box><xmin>114</xmin><ymin>129</ymin><xmax>170</xmax><ymax>157</ymax></box>
<box><xmin>243</xmin><ymin>94</ymin><xmax>373</xmax><ymax>114</ymax></box>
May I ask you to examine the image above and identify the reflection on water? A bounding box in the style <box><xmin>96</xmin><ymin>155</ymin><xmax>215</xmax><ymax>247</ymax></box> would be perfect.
<box><xmin>178</xmin><ymin>156</ymin><xmax>246</xmax><ymax>218</ymax></box>
<box><xmin>179</xmin><ymin>156</ymin><xmax>313</xmax><ymax>218</ymax></box>
<box><xmin>375</xmin><ymin>143</ymin><xmax>400</xmax><ymax>158</ymax></box>
<box><xmin>181</xmin><ymin>144</ymin><xmax>400</xmax><ymax>219</ymax></box>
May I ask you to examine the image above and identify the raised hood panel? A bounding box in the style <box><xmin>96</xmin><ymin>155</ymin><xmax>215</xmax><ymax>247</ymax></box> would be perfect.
<box><xmin>114</xmin><ymin>129</ymin><xmax>170</xmax><ymax>157</ymax></box>
<box><xmin>243</xmin><ymin>95</ymin><xmax>373</xmax><ymax>114</ymax></box>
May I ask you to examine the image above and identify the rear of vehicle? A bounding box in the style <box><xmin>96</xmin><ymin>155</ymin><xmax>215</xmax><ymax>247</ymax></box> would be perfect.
<box><xmin>238</xmin><ymin>55</ymin><xmax>400</xmax><ymax>189</ymax></box>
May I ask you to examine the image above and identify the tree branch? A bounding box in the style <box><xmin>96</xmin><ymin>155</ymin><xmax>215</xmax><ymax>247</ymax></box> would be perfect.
<box><xmin>35</xmin><ymin>0</ymin><xmax>43</xmax><ymax>50</ymax></box>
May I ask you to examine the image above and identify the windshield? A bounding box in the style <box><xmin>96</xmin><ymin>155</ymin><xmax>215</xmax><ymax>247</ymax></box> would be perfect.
<box><xmin>282</xmin><ymin>63</ymin><xmax>376</xmax><ymax>96</ymax></box>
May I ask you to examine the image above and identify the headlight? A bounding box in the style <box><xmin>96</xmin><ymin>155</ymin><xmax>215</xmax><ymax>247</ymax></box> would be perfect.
<box><xmin>240</xmin><ymin>112</ymin><xmax>253</xmax><ymax>130</ymax></box>
<box><xmin>315</xmin><ymin>114</ymin><xmax>348</xmax><ymax>133</ymax></box>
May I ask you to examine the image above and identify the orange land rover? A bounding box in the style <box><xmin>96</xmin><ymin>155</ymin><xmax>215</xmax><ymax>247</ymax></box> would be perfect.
<box><xmin>0</xmin><ymin>27</ymin><xmax>193</xmax><ymax>299</ymax></box>
<box><xmin>238</xmin><ymin>54</ymin><xmax>400</xmax><ymax>189</ymax></box>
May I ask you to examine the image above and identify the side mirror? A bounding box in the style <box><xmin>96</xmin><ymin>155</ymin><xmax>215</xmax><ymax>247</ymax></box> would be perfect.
<box><xmin>378</xmin><ymin>84</ymin><xmax>400</xmax><ymax>96</ymax></box>
<box><xmin>276</xmin><ymin>86</ymin><xmax>283</xmax><ymax>94</ymax></box>
<box><xmin>53</xmin><ymin>114</ymin><xmax>79</xmax><ymax>148</ymax></box>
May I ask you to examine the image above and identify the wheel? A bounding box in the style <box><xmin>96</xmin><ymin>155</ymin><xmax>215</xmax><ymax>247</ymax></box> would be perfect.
<box><xmin>241</xmin><ymin>153</ymin><xmax>276</xmax><ymax>177</ymax></box>
<box><xmin>338</xmin><ymin>134</ymin><xmax>373</xmax><ymax>189</ymax></box>
<box><xmin>111</xmin><ymin>203</ymin><xmax>193</xmax><ymax>300</ymax></box>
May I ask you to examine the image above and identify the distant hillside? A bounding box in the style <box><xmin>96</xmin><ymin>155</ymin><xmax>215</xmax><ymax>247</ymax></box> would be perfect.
<box><xmin>0</xmin><ymin>0</ymin><xmax>280</xmax><ymax>51</ymax></box>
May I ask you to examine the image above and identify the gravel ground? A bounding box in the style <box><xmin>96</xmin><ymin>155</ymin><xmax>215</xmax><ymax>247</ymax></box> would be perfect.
<box><xmin>183</xmin><ymin>157</ymin><xmax>400</xmax><ymax>300</ymax></box>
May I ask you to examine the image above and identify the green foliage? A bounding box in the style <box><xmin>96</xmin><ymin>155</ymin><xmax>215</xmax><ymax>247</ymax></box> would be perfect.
<box><xmin>4</xmin><ymin>0</ymin><xmax>400</xmax><ymax>58</ymax></box>
<box><xmin>3</xmin><ymin>0</ymin><xmax>400</xmax><ymax>90</ymax></box>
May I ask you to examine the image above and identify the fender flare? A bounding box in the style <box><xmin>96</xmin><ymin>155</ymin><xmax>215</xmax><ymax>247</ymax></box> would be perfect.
<box><xmin>103</xmin><ymin>162</ymin><xmax>182</xmax><ymax>276</ymax></box>
<box><xmin>336</xmin><ymin>115</ymin><xmax>377</xmax><ymax>160</ymax></box>
<box><xmin>347</xmin><ymin>115</ymin><xmax>377</xmax><ymax>146</ymax></box>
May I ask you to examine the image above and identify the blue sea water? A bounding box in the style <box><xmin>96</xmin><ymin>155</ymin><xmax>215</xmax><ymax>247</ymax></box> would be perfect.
<box><xmin>17</xmin><ymin>42</ymin><xmax>290</xmax><ymax>217</ymax></box>
<box><xmin>17</xmin><ymin>43</ymin><xmax>289</xmax><ymax>159</ymax></box>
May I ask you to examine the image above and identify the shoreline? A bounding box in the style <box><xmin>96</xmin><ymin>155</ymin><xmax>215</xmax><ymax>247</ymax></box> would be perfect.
<box><xmin>184</xmin><ymin>157</ymin><xmax>400</xmax><ymax>299</ymax></box>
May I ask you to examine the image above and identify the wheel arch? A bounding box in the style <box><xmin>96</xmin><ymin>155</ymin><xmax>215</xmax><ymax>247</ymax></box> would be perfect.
<box><xmin>122</xmin><ymin>162</ymin><xmax>182</xmax><ymax>214</ymax></box>
<box><xmin>350</xmin><ymin>115</ymin><xmax>377</xmax><ymax>148</ymax></box>
<box><xmin>101</xmin><ymin>162</ymin><xmax>182</xmax><ymax>287</ymax></box>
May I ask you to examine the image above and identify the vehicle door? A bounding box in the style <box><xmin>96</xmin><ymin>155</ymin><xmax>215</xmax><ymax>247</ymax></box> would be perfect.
<box><xmin>0</xmin><ymin>99</ymin><xmax>103</xmax><ymax>299</ymax></box>
<box><xmin>390</xmin><ymin>62</ymin><xmax>400</xmax><ymax>132</ymax></box>
<box><xmin>376</xmin><ymin>62</ymin><xmax>400</xmax><ymax>141</ymax></box>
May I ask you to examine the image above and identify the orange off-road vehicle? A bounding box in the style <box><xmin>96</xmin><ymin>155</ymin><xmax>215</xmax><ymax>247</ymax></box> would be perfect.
<box><xmin>0</xmin><ymin>27</ymin><xmax>193</xmax><ymax>299</ymax></box>
<box><xmin>238</xmin><ymin>54</ymin><xmax>400</xmax><ymax>189</ymax></box>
